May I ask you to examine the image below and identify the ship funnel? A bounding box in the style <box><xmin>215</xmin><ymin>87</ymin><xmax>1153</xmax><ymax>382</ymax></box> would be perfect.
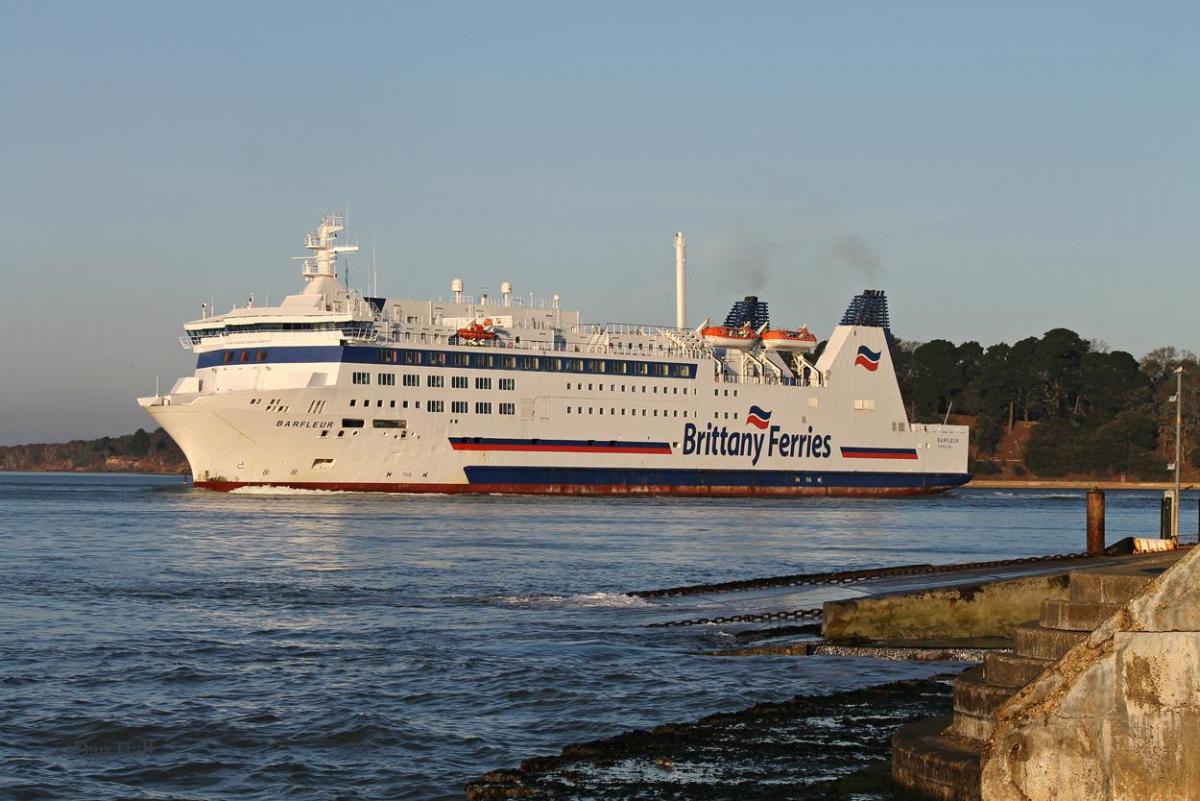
<box><xmin>451</xmin><ymin>278</ymin><xmax>464</xmax><ymax>304</ymax></box>
<box><xmin>674</xmin><ymin>232</ymin><xmax>686</xmax><ymax>329</ymax></box>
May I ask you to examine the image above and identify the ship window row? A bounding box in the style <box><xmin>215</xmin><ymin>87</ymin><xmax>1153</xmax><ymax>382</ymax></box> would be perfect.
<box><xmin>348</xmin><ymin>372</ymin><xmax>516</xmax><ymax>390</ymax></box>
<box><xmin>341</xmin><ymin>399</ymin><xmax>515</xmax><ymax>416</ymax></box>
<box><xmin>192</xmin><ymin>322</ymin><xmax>355</xmax><ymax>344</ymax></box>
<box><xmin>223</xmin><ymin>350</ymin><xmax>269</xmax><ymax>364</ymax></box>
<box><xmin>714</xmin><ymin>388</ymin><xmax>740</xmax><ymax>397</ymax></box>
<box><xmin>567</xmin><ymin>382</ymin><xmax>695</xmax><ymax>396</ymax></box>
<box><xmin>566</xmin><ymin>407</ymin><xmax>696</xmax><ymax>418</ymax></box>
<box><xmin>204</xmin><ymin>347</ymin><xmax>695</xmax><ymax>380</ymax></box>
<box><xmin>376</xmin><ymin>348</ymin><xmax>696</xmax><ymax>378</ymax></box>
<box><xmin>714</xmin><ymin>411</ymin><xmax>741</xmax><ymax>420</ymax></box>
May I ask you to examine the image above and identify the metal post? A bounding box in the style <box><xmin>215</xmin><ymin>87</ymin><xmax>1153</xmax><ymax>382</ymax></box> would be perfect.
<box><xmin>1161</xmin><ymin>492</ymin><xmax>1173</xmax><ymax>539</ymax></box>
<box><xmin>1087</xmin><ymin>488</ymin><xmax>1105</xmax><ymax>555</ymax></box>
<box><xmin>1173</xmin><ymin>367</ymin><xmax>1183</xmax><ymax>541</ymax></box>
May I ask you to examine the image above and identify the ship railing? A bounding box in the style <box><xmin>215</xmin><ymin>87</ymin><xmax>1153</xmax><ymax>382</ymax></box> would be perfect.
<box><xmin>356</xmin><ymin>326</ymin><xmax>710</xmax><ymax>361</ymax></box>
<box><xmin>713</xmin><ymin>372</ymin><xmax>818</xmax><ymax>388</ymax></box>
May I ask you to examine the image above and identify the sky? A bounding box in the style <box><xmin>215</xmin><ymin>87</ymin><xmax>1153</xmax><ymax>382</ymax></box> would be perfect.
<box><xmin>1</xmin><ymin>1</ymin><xmax>1197</xmax><ymax>444</ymax></box>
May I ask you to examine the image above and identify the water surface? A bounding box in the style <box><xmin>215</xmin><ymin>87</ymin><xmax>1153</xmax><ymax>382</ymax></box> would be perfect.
<box><xmin>0</xmin><ymin>474</ymin><xmax>1186</xmax><ymax>799</ymax></box>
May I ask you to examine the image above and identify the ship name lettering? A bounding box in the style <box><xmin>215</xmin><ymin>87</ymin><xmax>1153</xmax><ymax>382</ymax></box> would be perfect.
<box><xmin>276</xmin><ymin>420</ymin><xmax>335</xmax><ymax>429</ymax></box>
<box><xmin>681</xmin><ymin>422</ymin><xmax>832</xmax><ymax>465</ymax></box>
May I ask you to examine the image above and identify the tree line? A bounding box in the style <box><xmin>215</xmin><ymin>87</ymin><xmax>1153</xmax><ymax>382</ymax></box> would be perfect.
<box><xmin>891</xmin><ymin>331</ymin><xmax>1199</xmax><ymax>479</ymax></box>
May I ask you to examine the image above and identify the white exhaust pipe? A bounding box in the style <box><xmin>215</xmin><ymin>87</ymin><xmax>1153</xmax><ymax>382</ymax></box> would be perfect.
<box><xmin>674</xmin><ymin>232</ymin><xmax>686</xmax><ymax>329</ymax></box>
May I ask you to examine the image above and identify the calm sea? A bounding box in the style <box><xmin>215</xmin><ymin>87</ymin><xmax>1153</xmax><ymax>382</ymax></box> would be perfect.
<box><xmin>0</xmin><ymin>474</ymin><xmax>1188</xmax><ymax>800</ymax></box>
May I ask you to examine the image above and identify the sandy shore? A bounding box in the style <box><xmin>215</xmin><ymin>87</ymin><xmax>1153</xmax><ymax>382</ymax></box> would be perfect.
<box><xmin>969</xmin><ymin>479</ymin><xmax>1196</xmax><ymax>491</ymax></box>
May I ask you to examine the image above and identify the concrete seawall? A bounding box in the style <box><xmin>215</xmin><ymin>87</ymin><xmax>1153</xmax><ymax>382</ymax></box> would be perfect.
<box><xmin>823</xmin><ymin>573</ymin><xmax>1071</xmax><ymax>644</ymax></box>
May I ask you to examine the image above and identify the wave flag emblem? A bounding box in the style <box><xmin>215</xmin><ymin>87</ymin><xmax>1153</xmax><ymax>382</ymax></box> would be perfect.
<box><xmin>746</xmin><ymin>405</ymin><xmax>772</xmax><ymax>429</ymax></box>
<box><xmin>854</xmin><ymin>345</ymin><xmax>881</xmax><ymax>372</ymax></box>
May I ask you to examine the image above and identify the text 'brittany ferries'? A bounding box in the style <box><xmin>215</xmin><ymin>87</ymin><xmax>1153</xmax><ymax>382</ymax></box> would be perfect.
<box><xmin>682</xmin><ymin>406</ymin><xmax>833</xmax><ymax>466</ymax></box>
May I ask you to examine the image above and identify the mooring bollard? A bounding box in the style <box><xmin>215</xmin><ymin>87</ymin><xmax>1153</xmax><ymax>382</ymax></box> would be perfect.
<box><xmin>1087</xmin><ymin>488</ymin><xmax>1105</xmax><ymax>555</ymax></box>
<box><xmin>1161</xmin><ymin>491</ymin><xmax>1173</xmax><ymax>539</ymax></box>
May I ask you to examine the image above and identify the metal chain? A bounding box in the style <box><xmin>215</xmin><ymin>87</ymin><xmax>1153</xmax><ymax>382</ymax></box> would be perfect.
<box><xmin>651</xmin><ymin>606</ymin><xmax>824</xmax><ymax>628</ymax></box>
<box><xmin>632</xmin><ymin>553</ymin><xmax>1089</xmax><ymax>599</ymax></box>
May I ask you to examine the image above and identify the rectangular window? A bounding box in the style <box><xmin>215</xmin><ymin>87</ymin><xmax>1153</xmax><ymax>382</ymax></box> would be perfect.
<box><xmin>372</xmin><ymin>419</ymin><xmax>406</xmax><ymax>429</ymax></box>
<box><xmin>475</xmin><ymin>402</ymin><xmax>492</xmax><ymax>414</ymax></box>
<box><xmin>341</xmin><ymin>418</ymin><xmax>365</xmax><ymax>428</ymax></box>
<box><xmin>499</xmin><ymin>402</ymin><xmax>515</xmax><ymax>415</ymax></box>
<box><xmin>452</xmin><ymin>376</ymin><xmax>469</xmax><ymax>389</ymax></box>
<box><xmin>476</xmin><ymin>377</ymin><xmax>491</xmax><ymax>390</ymax></box>
<box><xmin>451</xmin><ymin>401</ymin><xmax>469</xmax><ymax>414</ymax></box>
<box><xmin>377</xmin><ymin>373</ymin><xmax>396</xmax><ymax>386</ymax></box>
<box><xmin>499</xmin><ymin>378</ymin><xmax>515</xmax><ymax>391</ymax></box>
<box><xmin>429</xmin><ymin>400</ymin><xmax>444</xmax><ymax>413</ymax></box>
<box><xmin>352</xmin><ymin>371</ymin><xmax>371</xmax><ymax>385</ymax></box>
<box><xmin>427</xmin><ymin>375</ymin><xmax>444</xmax><ymax>388</ymax></box>
<box><xmin>403</xmin><ymin>374</ymin><xmax>420</xmax><ymax>387</ymax></box>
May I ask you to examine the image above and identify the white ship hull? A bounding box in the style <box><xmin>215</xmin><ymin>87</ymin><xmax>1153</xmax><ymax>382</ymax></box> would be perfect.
<box><xmin>139</xmin><ymin>215</ymin><xmax>970</xmax><ymax>496</ymax></box>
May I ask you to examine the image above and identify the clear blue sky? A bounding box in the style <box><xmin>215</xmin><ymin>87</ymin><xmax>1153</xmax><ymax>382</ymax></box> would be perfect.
<box><xmin>1</xmin><ymin>1</ymin><xmax>1197</xmax><ymax>444</ymax></box>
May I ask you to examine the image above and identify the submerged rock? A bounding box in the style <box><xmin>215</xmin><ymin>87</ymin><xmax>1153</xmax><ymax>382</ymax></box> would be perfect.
<box><xmin>465</xmin><ymin>676</ymin><xmax>954</xmax><ymax>801</ymax></box>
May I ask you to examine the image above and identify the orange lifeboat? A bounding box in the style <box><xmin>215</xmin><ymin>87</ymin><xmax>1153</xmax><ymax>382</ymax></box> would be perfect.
<box><xmin>761</xmin><ymin>326</ymin><xmax>817</xmax><ymax>353</ymax></box>
<box><xmin>701</xmin><ymin>324</ymin><xmax>759</xmax><ymax>350</ymax></box>
<box><xmin>456</xmin><ymin>319</ymin><xmax>498</xmax><ymax>343</ymax></box>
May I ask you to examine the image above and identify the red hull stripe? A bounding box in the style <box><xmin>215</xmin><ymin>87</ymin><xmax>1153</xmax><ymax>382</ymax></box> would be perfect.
<box><xmin>195</xmin><ymin>480</ymin><xmax>963</xmax><ymax>497</ymax></box>
<box><xmin>840</xmin><ymin>447</ymin><xmax>919</xmax><ymax>460</ymax></box>
<box><xmin>449</xmin><ymin>437</ymin><xmax>672</xmax><ymax>455</ymax></box>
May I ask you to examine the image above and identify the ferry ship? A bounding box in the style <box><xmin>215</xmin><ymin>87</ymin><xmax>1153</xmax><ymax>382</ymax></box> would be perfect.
<box><xmin>139</xmin><ymin>214</ymin><xmax>970</xmax><ymax>495</ymax></box>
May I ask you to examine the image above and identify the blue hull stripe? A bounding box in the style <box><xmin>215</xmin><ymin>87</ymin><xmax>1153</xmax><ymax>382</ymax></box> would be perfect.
<box><xmin>463</xmin><ymin>465</ymin><xmax>971</xmax><ymax>490</ymax></box>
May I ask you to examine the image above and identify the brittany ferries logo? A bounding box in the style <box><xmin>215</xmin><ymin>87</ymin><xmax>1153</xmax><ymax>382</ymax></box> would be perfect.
<box><xmin>746</xmin><ymin>405</ymin><xmax>772</xmax><ymax>429</ymax></box>
<box><xmin>682</xmin><ymin>406</ymin><xmax>832</xmax><ymax>465</ymax></box>
<box><xmin>854</xmin><ymin>345</ymin><xmax>881</xmax><ymax>372</ymax></box>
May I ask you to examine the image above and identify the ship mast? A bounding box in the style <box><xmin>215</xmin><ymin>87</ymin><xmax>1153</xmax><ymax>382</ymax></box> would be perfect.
<box><xmin>300</xmin><ymin>213</ymin><xmax>359</xmax><ymax>294</ymax></box>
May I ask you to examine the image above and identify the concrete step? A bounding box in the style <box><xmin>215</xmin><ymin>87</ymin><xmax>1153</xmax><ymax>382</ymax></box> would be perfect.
<box><xmin>984</xmin><ymin>651</ymin><xmax>1054</xmax><ymax>689</ymax></box>
<box><xmin>1013</xmin><ymin>621</ymin><xmax>1088</xmax><ymax>660</ymax></box>
<box><xmin>1068</xmin><ymin>569</ymin><xmax>1159</xmax><ymax>605</ymax></box>
<box><xmin>946</xmin><ymin>709</ymin><xmax>994</xmax><ymax>745</ymax></box>
<box><xmin>953</xmin><ymin>665</ymin><xmax>1017</xmax><ymax>720</ymax></box>
<box><xmin>1040</xmin><ymin>598</ymin><xmax>1121</xmax><ymax>631</ymax></box>
<box><xmin>892</xmin><ymin>714</ymin><xmax>982</xmax><ymax>801</ymax></box>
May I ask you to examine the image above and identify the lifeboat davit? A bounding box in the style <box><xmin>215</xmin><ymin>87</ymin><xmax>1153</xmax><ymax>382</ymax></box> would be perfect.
<box><xmin>761</xmin><ymin>326</ymin><xmax>817</xmax><ymax>353</ymax></box>
<box><xmin>701</xmin><ymin>325</ymin><xmax>759</xmax><ymax>350</ymax></box>
<box><xmin>456</xmin><ymin>319</ymin><xmax>498</xmax><ymax>343</ymax></box>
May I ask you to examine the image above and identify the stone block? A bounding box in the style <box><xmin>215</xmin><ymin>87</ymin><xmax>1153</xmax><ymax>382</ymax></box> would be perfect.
<box><xmin>984</xmin><ymin>651</ymin><xmax>1053</xmax><ymax>689</ymax></box>
<box><xmin>1040</xmin><ymin>599</ymin><xmax>1121</xmax><ymax>631</ymax></box>
<box><xmin>1068</xmin><ymin>570</ymin><xmax>1158</xmax><ymax>605</ymax></box>
<box><xmin>1012</xmin><ymin>621</ymin><xmax>1087</xmax><ymax>660</ymax></box>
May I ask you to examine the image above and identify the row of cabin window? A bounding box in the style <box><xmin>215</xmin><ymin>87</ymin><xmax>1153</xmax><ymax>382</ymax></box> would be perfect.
<box><xmin>376</xmin><ymin>348</ymin><xmax>695</xmax><ymax>378</ymax></box>
<box><xmin>209</xmin><ymin>348</ymin><xmax>695</xmax><ymax>380</ymax></box>
<box><xmin>566</xmin><ymin>406</ymin><xmax>696</xmax><ymax>418</ymax></box>
<box><xmin>347</xmin><ymin>398</ymin><xmax>515</xmax><ymax>415</ymax></box>
<box><xmin>565</xmin><ymin>382</ymin><xmax>698</xmax><ymax>396</ymax></box>
<box><xmin>352</xmin><ymin>372</ymin><xmax>515</xmax><ymax>390</ymax></box>
<box><xmin>224</xmin><ymin>350</ymin><xmax>269</xmax><ymax>364</ymax></box>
